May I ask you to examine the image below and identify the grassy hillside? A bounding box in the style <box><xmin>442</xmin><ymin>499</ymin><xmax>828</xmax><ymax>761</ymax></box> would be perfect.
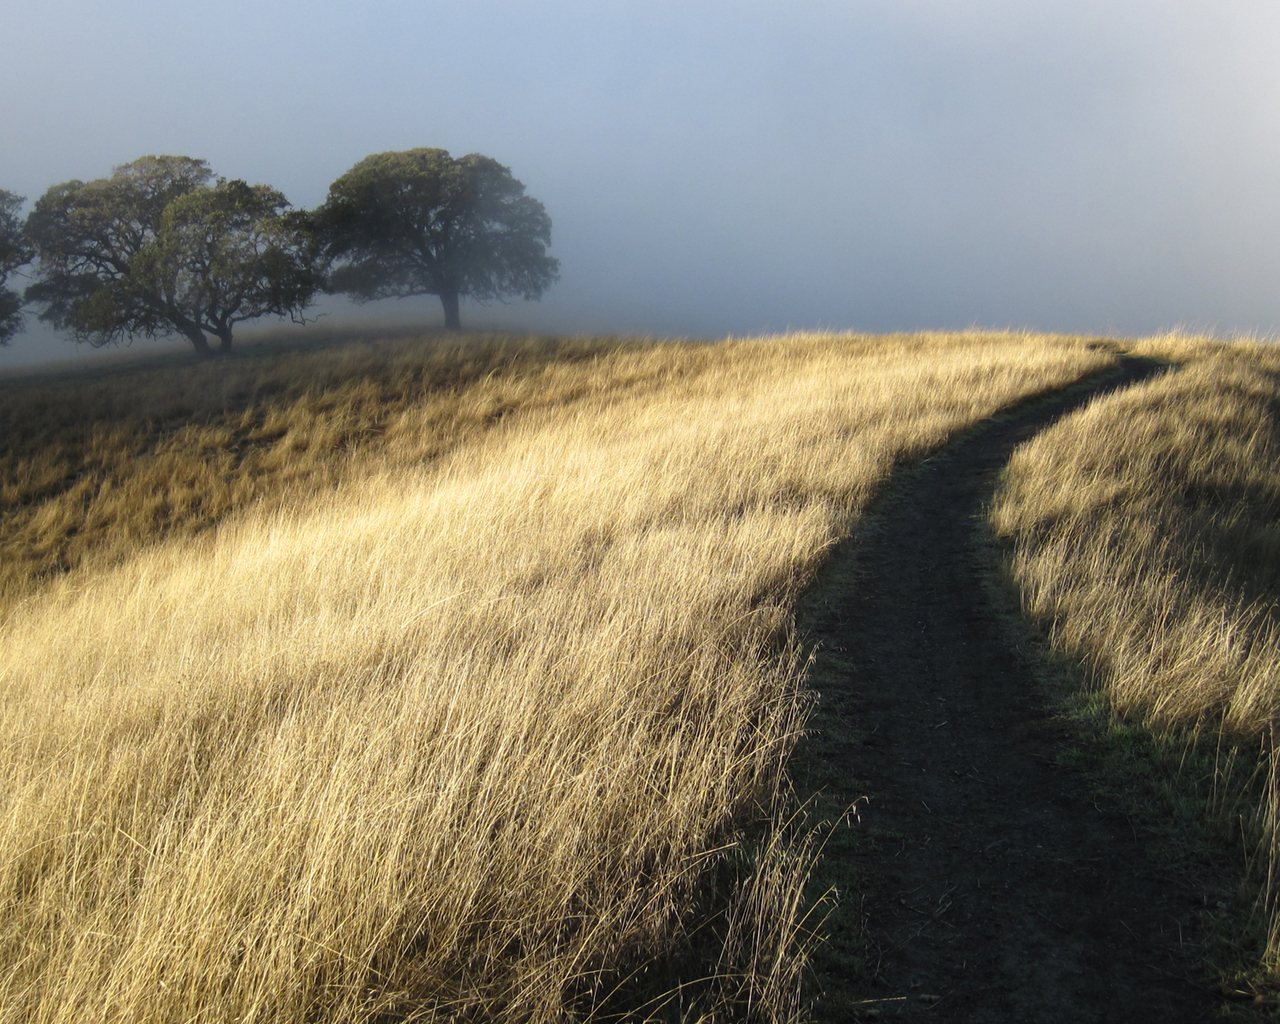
<box><xmin>0</xmin><ymin>330</ymin><xmax>1111</xmax><ymax>1023</ymax></box>
<box><xmin>0</xmin><ymin>333</ymin><xmax>700</xmax><ymax>613</ymax></box>
<box><xmin>990</xmin><ymin>336</ymin><xmax>1280</xmax><ymax>988</ymax></box>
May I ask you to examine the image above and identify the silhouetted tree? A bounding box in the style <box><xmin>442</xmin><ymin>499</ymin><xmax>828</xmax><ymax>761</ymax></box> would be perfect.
<box><xmin>26</xmin><ymin>156</ymin><xmax>324</xmax><ymax>356</ymax></box>
<box><xmin>0</xmin><ymin>190</ymin><xmax>33</xmax><ymax>345</ymax></box>
<box><xmin>316</xmin><ymin>148</ymin><xmax>559</xmax><ymax>329</ymax></box>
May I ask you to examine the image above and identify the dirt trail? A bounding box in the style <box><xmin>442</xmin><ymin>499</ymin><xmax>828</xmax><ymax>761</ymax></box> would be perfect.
<box><xmin>798</xmin><ymin>360</ymin><xmax>1220</xmax><ymax>1023</ymax></box>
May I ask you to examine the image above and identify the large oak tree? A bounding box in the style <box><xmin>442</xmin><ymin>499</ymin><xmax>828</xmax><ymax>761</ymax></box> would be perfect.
<box><xmin>25</xmin><ymin>156</ymin><xmax>324</xmax><ymax>356</ymax></box>
<box><xmin>316</xmin><ymin>148</ymin><xmax>559</xmax><ymax>329</ymax></box>
<box><xmin>0</xmin><ymin>190</ymin><xmax>33</xmax><ymax>345</ymax></box>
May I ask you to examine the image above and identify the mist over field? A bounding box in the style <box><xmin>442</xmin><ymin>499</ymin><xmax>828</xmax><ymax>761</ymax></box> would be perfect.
<box><xmin>3</xmin><ymin>0</ymin><xmax>1280</xmax><ymax>367</ymax></box>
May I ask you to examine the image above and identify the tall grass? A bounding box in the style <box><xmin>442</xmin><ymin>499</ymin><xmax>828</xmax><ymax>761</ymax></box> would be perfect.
<box><xmin>991</xmin><ymin>340</ymin><xmax>1280</xmax><ymax>733</ymax></box>
<box><xmin>989</xmin><ymin>336</ymin><xmax>1280</xmax><ymax>978</ymax></box>
<box><xmin>0</xmin><ymin>331</ymin><xmax>1111</xmax><ymax>1022</ymax></box>
<box><xmin>0</xmin><ymin>331</ymin><xmax>700</xmax><ymax>612</ymax></box>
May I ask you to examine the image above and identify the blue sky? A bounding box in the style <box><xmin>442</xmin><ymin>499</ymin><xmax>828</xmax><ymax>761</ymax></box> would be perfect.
<box><xmin>3</xmin><ymin>0</ymin><xmax>1280</xmax><ymax>365</ymax></box>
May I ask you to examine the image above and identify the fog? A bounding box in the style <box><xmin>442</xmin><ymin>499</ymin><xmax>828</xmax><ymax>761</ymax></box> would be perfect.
<box><xmin>4</xmin><ymin>1</ymin><xmax>1280</xmax><ymax>368</ymax></box>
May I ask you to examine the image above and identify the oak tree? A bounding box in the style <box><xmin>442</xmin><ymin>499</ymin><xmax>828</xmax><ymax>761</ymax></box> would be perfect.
<box><xmin>26</xmin><ymin>156</ymin><xmax>323</xmax><ymax>356</ymax></box>
<box><xmin>316</xmin><ymin>148</ymin><xmax>558</xmax><ymax>329</ymax></box>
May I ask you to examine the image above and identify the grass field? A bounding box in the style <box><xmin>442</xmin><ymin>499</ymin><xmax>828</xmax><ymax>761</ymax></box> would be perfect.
<box><xmin>0</xmin><ymin>332</ymin><xmax>692</xmax><ymax>612</ymax></box>
<box><xmin>991</xmin><ymin>335</ymin><xmax>1280</xmax><ymax>984</ymax></box>
<box><xmin>0</xmin><ymin>329</ymin><xmax>1111</xmax><ymax>1023</ymax></box>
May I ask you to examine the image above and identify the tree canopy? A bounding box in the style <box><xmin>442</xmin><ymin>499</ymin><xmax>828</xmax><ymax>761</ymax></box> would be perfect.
<box><xmin>25</xmin><ymin>156</ymin><xmax>324</xmax><ymax>356</ymax></box>
<box><xmin>316</xmin><ymin>148</ymin><xmax>559</xmax><ymax>329</ymax></box>
<box><xmin>0</xmin><ymin>190</ymin><xmax>33</xmax><ymax>345</ymax></box>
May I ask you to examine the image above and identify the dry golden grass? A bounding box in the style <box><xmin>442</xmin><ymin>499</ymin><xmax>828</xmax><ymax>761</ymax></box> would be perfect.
<box><xmin>991</xmin><ymin>339</ymin><xmax>1280</xmax><ymax>734</ymax></box>
<box><xmin>0</xmin><ymin>330</ymin><xmax>1112</xmax><ymax>1022</ymax></box>
<box><xmin>989</xmin><ymin>335</ymin><xmax>1280</xmax><ymax>974</ymax></box>
<box><xmin>0</xmin><ymin>331</ymin><xmax>704</xmax><ymax>613</ymax></box>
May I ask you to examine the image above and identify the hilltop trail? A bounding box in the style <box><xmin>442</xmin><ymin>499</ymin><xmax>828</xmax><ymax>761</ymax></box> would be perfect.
<box><xmin>798</xmin><ymin>358</ymin><xmax>1219</xmax><ymax>1023</ymax></box>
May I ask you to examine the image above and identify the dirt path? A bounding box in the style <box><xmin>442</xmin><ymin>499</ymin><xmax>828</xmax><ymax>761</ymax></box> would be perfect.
<box><xmin>796</xmin><ymin>360</ymin><xmax>1221</xmax><ymax>1023</ymax></box>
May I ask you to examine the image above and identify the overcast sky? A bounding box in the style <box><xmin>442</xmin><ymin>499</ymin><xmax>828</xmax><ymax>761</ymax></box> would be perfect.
<box><xmin>3</xmin><ymin>0</ymin><xmax>1280</xmax><ymax>366</ymax></box>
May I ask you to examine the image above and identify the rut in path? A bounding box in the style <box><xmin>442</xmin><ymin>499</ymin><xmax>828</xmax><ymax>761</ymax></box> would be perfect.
<box><xmin>798</xmin><ymin>360</ymin><xmax>1220</xmax><ymax>1023</ymax></box>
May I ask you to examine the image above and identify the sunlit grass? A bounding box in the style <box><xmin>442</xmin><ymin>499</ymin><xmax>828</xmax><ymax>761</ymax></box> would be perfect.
<box><xmin>0</xmin><ymin>330</ymin><xmax>1111</xmax><ymax>1022</ymax></box>
<box><xmin>0</xmin><ymin>331</ymin><xmax>698</xmax><ymax>614</ymax></box>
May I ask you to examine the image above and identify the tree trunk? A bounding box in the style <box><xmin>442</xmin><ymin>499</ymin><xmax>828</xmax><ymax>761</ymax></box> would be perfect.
<box><xmin>185</xmin><ymin>328</ymin><xmax>214</xmax><ymax>358</ymax></box>
<box><xmin>440</xmin><ymin>289</ymin><xmax>461</xmax><ymax>329</ymax></box>
<box><xmin>215</xmin><ymin>327</ymin><xmax>233</xmax><ymax>354</ymax></box>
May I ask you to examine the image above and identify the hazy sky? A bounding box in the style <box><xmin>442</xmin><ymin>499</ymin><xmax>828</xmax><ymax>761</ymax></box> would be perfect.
<box><xmin>4</xmin><ymin>0</ymin><xmax>1280</xmax><ymax>366</ymax></box>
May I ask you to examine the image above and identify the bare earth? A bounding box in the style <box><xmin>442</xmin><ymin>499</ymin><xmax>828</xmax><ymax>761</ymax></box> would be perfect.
<box><xmin>798</xmin><ymin>360</ymin><xmax>1224</xmax><ymax>1023</ymax></box>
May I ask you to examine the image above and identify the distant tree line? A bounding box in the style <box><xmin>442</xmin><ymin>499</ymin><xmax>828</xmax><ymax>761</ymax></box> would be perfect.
<box><xmin>0</xmin><ymin>149</ymin><xmax>559</xmax><ymax>354</ymax></box>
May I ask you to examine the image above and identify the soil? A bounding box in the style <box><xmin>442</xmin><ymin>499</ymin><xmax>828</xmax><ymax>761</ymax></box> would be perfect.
<box><xmin>795</xmin><ymin>359</ymin><xmax>1234</xmax><ymax>1023</ymax></box>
